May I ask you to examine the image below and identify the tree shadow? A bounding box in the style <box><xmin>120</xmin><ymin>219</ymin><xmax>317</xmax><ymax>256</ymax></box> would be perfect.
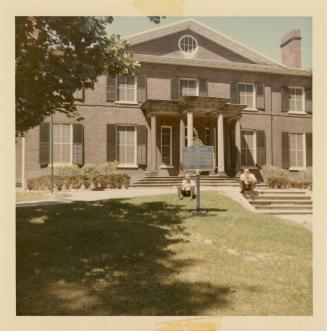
<box><xmin>17</xmin><ymin>198</ymin><xmax>235</xmax><ymax>315</ymax></box>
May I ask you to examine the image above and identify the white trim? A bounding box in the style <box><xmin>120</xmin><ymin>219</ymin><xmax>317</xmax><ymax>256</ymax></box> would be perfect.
<box><xmin>116</xmin><ymin>125</ymin><xmax>137</xmax><ymax>167</ymax></box>
<box><xmin>160</xmin><ymin>165</ymin><xmax>174</xmax><ymax>169</ymax></box>
<box><xmin>114</xmin><ymin>101</ymin><xmax>139</xmax><ymax>105</ymax></box>
<box><xmin>117</xmin><ymin>165</ymin><xmax>138</xmax><ymax>169</ymax></box>
<box><xmin>124</xmin><ymin>18</ymin><xmax>285</xmax><ymax>67</ymax></box>
<box><xmin>288</xmin><ymin>86</ymin><xmax>305</xmax><ymax>113</ymax></box>
<box><xmin>178</xmin><ymin>34</ymin><xmax>198</xmax><ymax>57</ymax></box>
<box><xmin>161</xmin><ymin>125</ymin><xmax>173</xmax><ymax>166</ymax></box>
<box><xmin>133</xmin><ymin>54</ymin><xmax>312</xmax><ymax>77</ymax></box>
<box><xmin>237</xmin><ymin>82</ymin><xmax>256</xmax><ymax>110</ymax></box>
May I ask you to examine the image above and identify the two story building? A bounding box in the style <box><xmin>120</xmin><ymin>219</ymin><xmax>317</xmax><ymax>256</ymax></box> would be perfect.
<box><xmin>16</xmin><ymin>19</ymin><xmax>312</xmax><ymax>185</ymax></box>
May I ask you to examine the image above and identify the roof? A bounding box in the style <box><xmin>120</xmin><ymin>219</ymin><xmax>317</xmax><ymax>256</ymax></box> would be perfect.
<box><xmin>125</xmin><ymin>19</ymin><xmax>284</xmax><ymax>67</ymax></box>
<box><xmin>124</xmin><ymin>19</ymin><xmax>312</xmax><ymax>77</ymax></box>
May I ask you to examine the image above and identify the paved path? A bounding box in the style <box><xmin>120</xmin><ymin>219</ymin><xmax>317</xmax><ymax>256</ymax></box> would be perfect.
<box><xmin>16</xmin><ymin>187</ymin><xmax>312</xmax><ymax>230</ymax></box>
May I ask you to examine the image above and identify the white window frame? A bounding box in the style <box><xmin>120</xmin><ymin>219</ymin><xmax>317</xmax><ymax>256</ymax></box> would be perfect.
<box><xmin>116</xmin><ymin>76</ymin><xmax>137</xmax><ymax>104</ymax></box>
<box><xmin>237</xmin><ymin>82</ymin><xmax>257</xmax><ymax>111</ymax></box>
<box><xmin>179</xmin><ymin>78</ymin><xmax>199</xmax><ymax>97</ymax></box>
<box><xmin>160</xmin><ymin>125</ymin><xmax>173</xmax><ymax>168</ymax></box>
<box><xmin>240</xmin><ymin>129</ymin><xmax>257</xmax><ymax>168</ymax></box>
<box><xmin>116</xmin><ymin>125</ymin><xmax>137</xmax><ymax>168</ymax></box>
<box><xmin>178</xmin><ymin>34</ymin><xmax>198</xmax><ymax>57</ymax></box>
<box><xmin>50</xmin><ymin>123</ymin><xmax>73</xmax><ymax>165</ymax></box>
<box><xmin>288</xmin><ymin>86</ymin><xmax>305</xmax><ymax>114</ymax></box>
<box><xmin>288</xmin><ymin>132</ymin><xmax>306</xmax><ymax>170</ymax></box>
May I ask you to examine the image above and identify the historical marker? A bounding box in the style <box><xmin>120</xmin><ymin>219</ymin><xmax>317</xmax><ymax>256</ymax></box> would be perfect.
<box><xmin>181</xmin><ymin>139</ymin><xmax>215</xmax><ymax>216</ymax></box>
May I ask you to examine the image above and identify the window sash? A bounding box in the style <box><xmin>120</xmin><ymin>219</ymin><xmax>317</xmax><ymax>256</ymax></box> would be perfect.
<box><xmin>180</xmin><ymin>79</ymin><xmax>198</xmax><ymax>96</ymax></box>
<box><xmin>117</xmin><ymin>76</ymin><xmax>136</xmax><ymax>102</ymax></box>
<box><xmin>161</xmin><ymin>127</ymin><xmax>172</xmax><ymax>165</ymax></box>
<box><xmin>51</xmin><ymin>124</ymin><xmax>72</xmax><ymax>164</ymax></box>
<box><xmin>238</xmin><ymin>83</ymin><xmax>255</xmax><ymax>109</ymax></box>
<box><xmin>117</xmin><ymin>126</ymin><xmax>136</xmax><ymax>165</ymax></box>
<box><xmin>241</xmin><ymin>130</ymin><xmax>256</xmax><ymax>167</ymax></box>
<box><xmin>289</xmin><ymin>87</ymin><xmax>304</xmax><ymax>112</ymax></box>
<box><xmin>289</xmin><ymin>133</ymin><xmax>305</xmax><ymax>167</ymax></box>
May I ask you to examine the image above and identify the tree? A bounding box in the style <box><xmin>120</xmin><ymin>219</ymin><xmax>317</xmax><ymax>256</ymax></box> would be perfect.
<box><xmin>16</xmin><ymin>16</ymin><xmax>163</xmax><ymax>136</ymax></box>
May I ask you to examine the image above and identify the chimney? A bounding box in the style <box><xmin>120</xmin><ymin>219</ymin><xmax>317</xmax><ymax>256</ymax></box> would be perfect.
<box><xmin>280</xmin><ymin>29</ymin><xmax>302</xmax><ymax>68</ymax></box>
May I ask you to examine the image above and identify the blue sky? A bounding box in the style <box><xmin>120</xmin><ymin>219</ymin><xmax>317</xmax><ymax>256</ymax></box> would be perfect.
<box><xmin>108</xmin><ymin>17</ymin><xmax>312</xmax><ymax>68</ymax></box>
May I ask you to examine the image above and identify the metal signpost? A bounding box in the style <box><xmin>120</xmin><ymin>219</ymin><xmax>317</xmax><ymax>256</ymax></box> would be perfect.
<box><xmin>181</xmin><ymin>139</ymin><xmax>215</xmax><ymax>216</ymax></box>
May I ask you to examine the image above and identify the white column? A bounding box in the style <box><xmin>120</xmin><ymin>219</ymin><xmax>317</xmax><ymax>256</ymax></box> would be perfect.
<box><xmin>150</xmin><ymin>113</ymin><xmax>157</xmax><ymax>174</ymax></box>
<box><xmin>217</xmin><ymin>113</ymin><xmax>225</xmax><ymax>175</ymax></box>
<box><xmin>187</xmin><ymin>111</ymin><xmax>193</xmax><ymax>147</ymax></box>
<box><xmin>179</xmin><ymin>117</ymin><xmax>185</xmax><ymax>162</ymax></box>
<box><xmin>21</xmin><ymin>136</ymin><xmax>26</xmax><ymax>191</ymax></box>
<box><xmin>235</xmin><ymin>118</ymin><xmax>241</xmax><ymax>175</ymax></box>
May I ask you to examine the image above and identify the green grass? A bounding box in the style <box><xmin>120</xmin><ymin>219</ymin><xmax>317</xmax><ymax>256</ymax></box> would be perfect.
<box><xmin>16</xmin><ymin>191</ymin><xmax>312</xmax><ymax>316</ymax></box>
<box><xmin>16</xmin><ymin>191</ymin><xmax>71</xmax><ymax>202</ymax></box>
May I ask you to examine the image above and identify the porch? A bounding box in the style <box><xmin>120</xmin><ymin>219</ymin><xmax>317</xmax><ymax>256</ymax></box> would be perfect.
<box><xmin>141</xmin><ymin>96</ymin><xmax>246</xmax><ymax>177</ymax></box>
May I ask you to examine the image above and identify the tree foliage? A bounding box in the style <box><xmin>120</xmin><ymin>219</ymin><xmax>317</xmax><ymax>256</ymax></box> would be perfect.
<box><xmin>16</xmin><ymin>16</ymin><xmax>163</xmax><ymax>136</ymax></box>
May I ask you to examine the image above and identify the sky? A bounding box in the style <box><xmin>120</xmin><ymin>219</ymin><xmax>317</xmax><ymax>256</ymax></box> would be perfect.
<box><xmin>107</xmin><ymin>17</ymin><xmax>312</xmax><ymax>68</ymax></box>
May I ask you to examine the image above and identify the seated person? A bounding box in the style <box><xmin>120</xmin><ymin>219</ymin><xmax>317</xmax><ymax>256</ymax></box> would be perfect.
<box><xmin>178</xmin><ymin>173</ymin><xmax>195</xmax><ymax>200</ymax></box>
<box><xmin>240</xmin><ymin>168</ymin><xmax>257</xmax><ymax>195</ymax></box>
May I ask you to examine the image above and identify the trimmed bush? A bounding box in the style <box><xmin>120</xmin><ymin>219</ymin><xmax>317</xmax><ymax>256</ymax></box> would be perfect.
<box><xmin>53</xmin><ymin>165</ymin><xmax>81</xmax><ymax>176</ymax></box>
<box><xmin>81</xmin><ymin>163</ymin><xmax>98</xmax><ymax>176</ymax></box>
<box><xmin>71</xmin><ymin>175</ymin><xmax>83</xmax><ymax>189</ymax></box>
<box><xmin>97</xmin><ymin>161</ymin><xmax>118</xmax><ymax>175</ymax></box>
<box><xmin>54</xmin><ymin>176</ymin><xmax>64</xmax><ymax>191</ymax></box>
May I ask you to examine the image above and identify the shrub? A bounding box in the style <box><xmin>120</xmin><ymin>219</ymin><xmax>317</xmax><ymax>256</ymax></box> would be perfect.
<box><xmin>261</xmin><ymin>164</ymin><xmax>289</xmax><ymax>182</ymax></box>
<box><xmin>63</xmin><ymin>176</ymin><xmax>72</xmax><ymax>189</ymax></box>
<box><xmin>122</xmin><ymin>174</ymin><xmax>130</xmax><ymax>188</ymax></box>
<box><xmin>71</xmin><ymin>175</ymin><xmax>83</xmax><ymax>189</ymax></box>
<box><xmin>53</xmin><ymin>165</ymin><xmax>80</xmax><ymax>176</ymax></box>
<box><xmin>81</xmin><ymin>163</ymin><xmax>98</xmax><ymax>176</ymax></box>
<box><xmin>97</xmin><ymin>161</ymin><xmax>118</xmax><ymax>175</ymax></box>
<box><xmin>82</xmin><ymin>175</ymin><xmax>91</xmax><ymax>189</ymax></box>
<box><xmin>54</xmin><ymin>175</ymin><xmax>64</xmax><ymax>191</ymax></box>
<box><xmin>26</xmin><ymin>177</ymin><xmax>37</xmax><ymax>190</ymax></box>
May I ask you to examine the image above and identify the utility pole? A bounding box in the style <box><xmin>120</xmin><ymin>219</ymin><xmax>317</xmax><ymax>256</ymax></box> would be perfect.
<box><xmin>50</xmin><ymin>114</ymin><xmax>54</xmax><ymax>195</ymax></box>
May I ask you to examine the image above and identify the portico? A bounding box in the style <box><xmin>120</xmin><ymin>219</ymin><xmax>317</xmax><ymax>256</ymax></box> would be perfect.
<box><xmin>141</xmin><ymin>96</ymin><xmax>246</xmax><ymax>177</ymax></box>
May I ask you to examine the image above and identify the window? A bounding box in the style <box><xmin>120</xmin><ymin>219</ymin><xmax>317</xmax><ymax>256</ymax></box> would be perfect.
<box><xmin>52</xmin><ymin>124</ymin><xmax>72</xmax><ymax>164</ymax></box>
<box><xmin>73</xmin><ymin>88</ymin><xmax>84</xmax><ymax>101</ymax></box>
<box><xmin>117</xmin><ymin>76</ymin><xmax>136</xmax><ymax>102</ymax></box>
<box><xmin>117</xmin><ymin>126</ymin><xmax>136</xmax><ymax>165</ymax></box>
<box><xmin>289</xmin><ymin>133</ymin><xmax>305</xmax><ymax>168</ymax></box>
<box><xmin>289</xmin><ymin>87</ymin><xmax>304</xmax><ymax>112</ymax></box>
<box><xmin>180</xmin><ymin>79</ymin><xmax>198</xmax><ymax>97</ymax></box>
<box><xmin>241</xmin><ymin>130</ymin><xmax>256</xmax><ymax>167</ymax></box>
<box><xmin>238</xmin><ymin>83</ymin><xmax>256</xmax><ymax>109</ymax></box>
<box><xmin>178</xmin><ymin>35</ymin><xmax>198</xmax><ymax>55</ymax></box>
<box><xmin>161</xmin><ymin>126</ymin><xmax>172</xmax><ymax>166</ymax></box>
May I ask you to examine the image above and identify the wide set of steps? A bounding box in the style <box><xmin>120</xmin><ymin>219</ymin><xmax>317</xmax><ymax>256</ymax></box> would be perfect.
<box><xmin>132</xmin><ymin>175</ymin><xmax>239</xmax><ymax>187</ymax></box>
<box><xmin>245</xmin><ymin>189</ymin><xmax>312</xmax><ymax>215</ymax></box>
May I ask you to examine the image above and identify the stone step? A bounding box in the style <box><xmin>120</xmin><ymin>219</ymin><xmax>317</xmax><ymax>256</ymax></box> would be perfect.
<box><xmin>257</xmin><ymin>190</ymin><xmax>307</xmax><ymax>194</ymax></box>
<box><xmin>258</xmin><ymin>209</ymin><xmax>312</xmax><ymax>215</ymax></box>
<box><xmin>249</xmin><ymin>200</ymin><xmax>312</xmax><ymax>205</ymax></box>
<box><xmin>254</xmin><ymin>204</ymin><xmax>312</xmax><ymax>210</ymax></box>
<box><xmin>131</xmin><ymin>182</ymin><xmax>239</xmax><ymax>187</ymax></box>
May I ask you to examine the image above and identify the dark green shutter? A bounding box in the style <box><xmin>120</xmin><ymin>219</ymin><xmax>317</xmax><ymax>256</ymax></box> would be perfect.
<box><xmin>137</xmin><ymin>125</ymin><xmax>147</xmax><ymax>165</ymax></box>
<box><xmin>305</xmin><ymin>88</ymin><xmax>312</xmax><ymax>114</ymax></box>
<box><xmin>39</xmin><ymin>123</ymin><xmax>50</xmax><ymax>165</ymax></box>
<box><xmin>199</xmin><ymin>79</ymin><xmax>208</xmax><ymax>97</ymax></box>
<box><xmin>107</xmin><ymin>124</ymin><xmax>117</xmax><ymax>162</ymax></box>
<box><xmin>230</xmin><ymin>81</ymin><xmax>238</xmax><ymax>103</ymax></box>
<box><xmin>282</xmin><ymin>132</ymin><xmax>290</xmax><ymax>169</ymax></box>
<box><xmin>256</xmin><ymin>83</ymin><xmax>265</xmax><ymax>110</ymax></box>
<box><xmin>72</xmin><ymin>124</ymin><xmax>84</xmax><ymax>165</ymax></box>
<box><xmin>106</xmin><ymin>75</ymin><xmax>117</xmax><ymax>102</ymax></box>
<box><xmin>256</xmin><ymin>130</ymin><xmax>266</xmax><ymax>167</ymax></box>
<box><xmin>171</xmin><ymin>77</ymin><xmax>179</xmax><ymax>100</ymax></box>
<box><xmin>137</xmin><ymin>74</ymin><xmax>147</xmax><ymax>102</ymax></box>
<box><xmin>306</xmin><ymin>132</ymin><xmax>312</xmax><ymax>167</ymax></box>
<box><xmin>281</xmin><ymin>86</ymin><xmax>289</xmax><ymax>112</ymax></box>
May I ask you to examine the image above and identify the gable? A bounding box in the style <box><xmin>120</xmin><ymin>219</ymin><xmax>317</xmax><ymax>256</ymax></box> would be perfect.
<box><xmin>126</xmin><ymin>19</ymin><xmax>284</xmax><ymax>67</ymax></box>
<box><xmin>132</xmin><ymin>29</ymin><xmax>255</xmax><ymax>65</ymax></box>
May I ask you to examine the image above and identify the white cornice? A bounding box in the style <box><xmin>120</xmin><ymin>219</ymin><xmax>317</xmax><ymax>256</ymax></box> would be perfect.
<box><xmin>134</xmin><ymin>54</ymin><xmax>312</xmax><ymax>77</ymax></box>
<box><xmin>124</xmin><ymin>18</ymin><xmax>286</xmax><ymax>68</ymax></box>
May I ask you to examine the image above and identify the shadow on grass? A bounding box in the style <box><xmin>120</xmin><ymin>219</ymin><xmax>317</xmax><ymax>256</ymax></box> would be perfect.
<box><xmin>16</xmin><ymin>198</ymin><xmax>233</xmax><ymax>315</ymax></box>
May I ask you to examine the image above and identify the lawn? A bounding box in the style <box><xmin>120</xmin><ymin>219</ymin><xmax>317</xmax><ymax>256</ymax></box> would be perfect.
<box><xmin>16</xmin><ymin>191</ymin><xmax>71</xmax><ymax>202</ymax></box>
<box><xmin>16</xmin><ymin>191</ymin><xmax>312</xmax><ymax>316</ymax></box>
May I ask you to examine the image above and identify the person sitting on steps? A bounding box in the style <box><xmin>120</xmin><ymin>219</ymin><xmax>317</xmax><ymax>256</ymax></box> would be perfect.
<box><xmin>240</xmin><ymin>168</ymin><xmax>257</xmax><ymax>197</ymax></box>
<box><xmin>178</xmin><ymin>173</ymin><xmax>195</xmax><ymax>200</ymax></box>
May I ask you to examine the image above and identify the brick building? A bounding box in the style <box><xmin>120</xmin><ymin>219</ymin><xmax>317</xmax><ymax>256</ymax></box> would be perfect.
<box><xmin>16</xmin><ymin>19</ymin><xmax>312</xmax><ymax>185</ymax></box>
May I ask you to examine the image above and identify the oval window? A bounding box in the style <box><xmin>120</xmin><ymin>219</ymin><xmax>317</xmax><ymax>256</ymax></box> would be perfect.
<box><xmin>178</xmin><ymin>35</ymin><xmax>198</xmax><ymax>56</ymax></box>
